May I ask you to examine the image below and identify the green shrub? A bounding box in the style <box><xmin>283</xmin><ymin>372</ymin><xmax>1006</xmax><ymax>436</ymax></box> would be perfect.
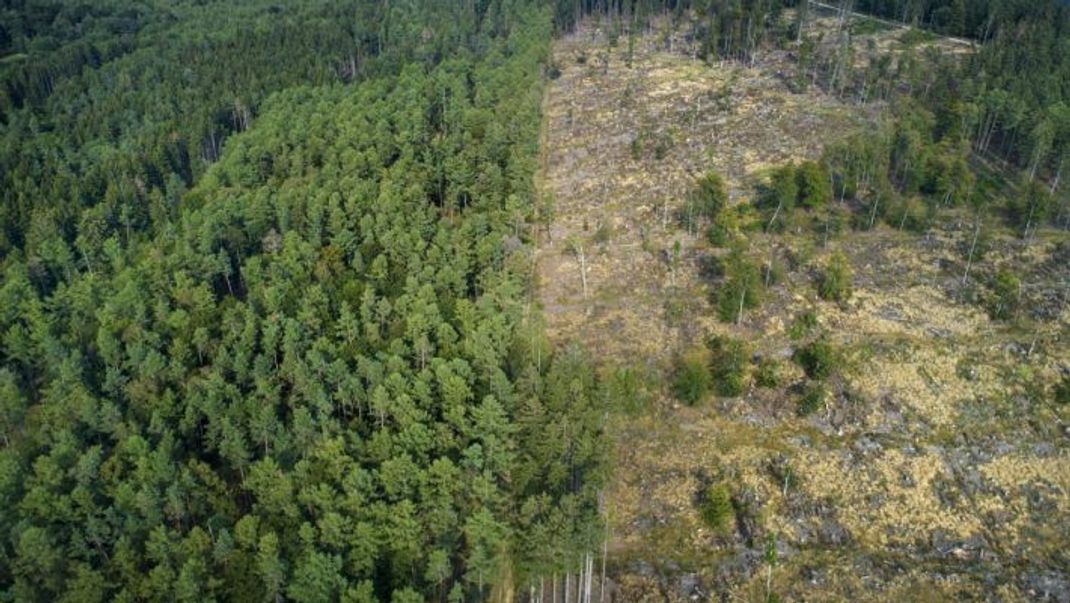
<box><xmin>593</xmin><ymin>222</ymin><xmax>613</xmax><ymax>245</ymax></box>
<box><xmin>793</xmin><ymin>338</ymin><xmax>838</xmax><ymax>380</ymax></box>
<box><xmin>899</xmin><ymin>27</ymin><xmax>938</xmax><ymax>47</ymax></box>
<box><xmin>606</xmin><ymin>366</ymin><xmax>653</xmax><ymax>415</ymax></box>
<box><xmin>795</xmin><ymin>161</ymin><xmax>831</xmax><ymax>208</ymax></box>
<box><xmin>699</xmin><ymin>483</ymin><xmax>734</xmax><ymax>532</ymax></box>
<box><xmin>715</xmin><ymin>244</ymin><xmax>763</xmax><ymax>323</ymax></box>
<box><xmin>759</xmin><ymin>165</ymin><xmax>798</xmax><ymax>232</ymax></box>
<box><xmin>708</xmin><ymin>335</ymin><xmax>750</xmax><ymax>396</ymax></box>
<box><xmin>987</xmin><ymin>269</ymin><xmax>1020</xmax><ymax>321</ymax></box>
<box><xmin>1054</xmin><ymin>375</ymin><xmax>1070</xmax><ymax>406</ymax></box>
<box><xmin>693</xmin><ymin>171</ymin><xmax>729</xmax><ymax>220</ymax></box>
<box><xmin>819</xmin><ymin>252</ymin><xmax>852</xmax><ymax>302</ymax></box>
<box><xmin>630</xmin><ymin>135</ymin><xmax>643</xmax><ymax>160</ymax></box>
<box><xmin>853</xmin><ymin>186</ymin><xmax>895</xmax><ymax>230</ymax></box>
<box><xmin>788</xmin><ymin>310</ymin><xmax>818</xmax><ymax>340</ymax></box>
<box><xmin>797</xmin><ymin>382</ymin><xmax>827</xmax><ymax>416</ymax></box>
<box><xmin>672</xmin><ymin>350</ymin><xmax>711</xmax><ymax>405</ymax></box>
<box><xmin>763</xmin><ymin>255</ymin><xmax>786</xmax><ymax>286</ymax></box>
<box><xmin>886</xmin><ymin>196</ymin><xmax>928</xmax><ymax>232</ymax></box>
<box><xmin>813</xmin><ymin>205</ymin><xmax>850</xmax><ymax>242</ymax></box>
<box><xmin>705</xmin><ymin>206</ymin><xmax>740</xmax><ymax>247</ymax></box>
<box><xmin>755</xmin><ymin>358</ymin><xmax>781</xmax><ymax>388</ymax></box>
<box><xmin>1008</xmin><ymin>180</ymin><xmax>1053</xmax><ymax>233</ymax></box>
<box><xmin>653</xmin><ymin>135</ymin><xmax>672</xmax><ymax>160</ymax></box>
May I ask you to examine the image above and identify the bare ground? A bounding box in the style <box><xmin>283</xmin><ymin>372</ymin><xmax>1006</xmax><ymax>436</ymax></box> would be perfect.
<box><xmin>536</xmin><ymin>15</ymin><xmax>1070</xmax><ymax>603</ymax></box>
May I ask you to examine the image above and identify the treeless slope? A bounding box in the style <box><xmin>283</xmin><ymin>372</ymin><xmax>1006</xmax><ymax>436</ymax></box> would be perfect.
<box><xmin>537</xmin><ymin>14</ymin><xmax>1070</xmax><ymax>603</ymax></box>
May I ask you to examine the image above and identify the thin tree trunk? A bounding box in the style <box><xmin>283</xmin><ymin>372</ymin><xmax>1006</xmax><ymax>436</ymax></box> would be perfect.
<box><xmin>766</xmin><ymin>564</ymin><xmax>773</xmax><ymax>602</ymax></box>
<box><xmin>963</xmin><ymin>218</ymin><xmax>980</xmax><ymax>285</ymax></box>
<box><xmin>600</xmin><ymin>524</ymin><xmax>608</xmax><ymax>603</ymax></box>
<box><xmin>867</xmin><ymin>193</ymin><xmax>880</xmax><ymax>230</ymax></box>
<box><xmin>767</xmin><ymin>198</ymin><xmax>783</xmax><ymax>232</ymax></box>
<box><xmin>578</xmin><ymin>245</ymin><xmax>588</xmax><ymax>300</ymax></box>
<box><xmin>737</xmin><ymin>286</ymin><xmax>746</xmax><ymax>325</ymax></box>
<box><xmin>1023</xmin><ymin>200</ymin><xmax>1037</xmax><ymax>241</ymax></box>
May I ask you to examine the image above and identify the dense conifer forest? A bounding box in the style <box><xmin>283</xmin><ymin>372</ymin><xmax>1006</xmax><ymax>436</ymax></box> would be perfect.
<box><xmin>1</xmin><ymin>2</ymin><xmax>611</xmax><ymax>600</ymax></box>
<box><xmin>1</xmin><ymin>0</ymin><xmax>1068</xmax><ymax>601</ymax></box>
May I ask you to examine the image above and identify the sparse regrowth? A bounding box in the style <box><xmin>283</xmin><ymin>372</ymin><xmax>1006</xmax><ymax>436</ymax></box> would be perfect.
<box><xmin>819</xmin><ymin>251</ymin><xmax>853</xmax><ymax>302</ymax></box>
<box><xmin>988</xmin><ymin>269</ymin><xmax>1021</xmax><ymax>321</ymax></box>
<box><xmin>797</xmin><ymin>382</ymin><xmax>827</xmax><ymax>416</ymax></box>
<box><xmin>793</xmin><ymin>337</ymin><xmax>840</xmax><ymax>380</ymax></box>
<box><xmin>672</xmin><ymin>349</ymin><xmax>712</xmax><ymax>405</ymax></box>
<box><xmin>708</xmin><ymin>335</ymin><xmax>751</xmax><ymax>397</ymax></box>
<box><xmin>716</xmin><ymin>243</ymin><xmax>764</xmax><ymax>323</ymax></box>
<box><xmin>795</xmin><ymin>161</ymin><xmax>832</xmax><ymax>209</ymax></box>
<box><xmin>755</xmin><ymin>358</ymin><xmax>782</xmax><ymax>388</ymax></box>
<box><xmin>699</xmin><ymin>483</ymin><xmax>735</xmax><ymax>533</ymax></box>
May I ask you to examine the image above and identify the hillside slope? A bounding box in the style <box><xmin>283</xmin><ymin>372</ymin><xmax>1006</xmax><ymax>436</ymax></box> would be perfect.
<box><xmin>537</xmin><ymin>13</ymin><xmax>1070</xmax><ymax>602</ymax></box>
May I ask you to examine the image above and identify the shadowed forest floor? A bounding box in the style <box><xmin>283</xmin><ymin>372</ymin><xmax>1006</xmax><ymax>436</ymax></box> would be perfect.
<box><xmin>536</xmin><ymin>14</ymin><xmax>1070</xmax><ymax>603</ymax></box>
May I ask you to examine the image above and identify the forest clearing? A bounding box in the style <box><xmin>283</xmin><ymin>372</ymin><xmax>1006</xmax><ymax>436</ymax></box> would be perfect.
<box><xmin>537</xmin><ymin>9</ymin><xmax>1070</xmax><ymax>602</ymax></box>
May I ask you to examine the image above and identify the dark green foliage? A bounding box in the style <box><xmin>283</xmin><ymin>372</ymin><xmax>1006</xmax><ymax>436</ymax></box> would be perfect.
<box><xmin>699</xmin><ymin>483</ymin><xmax>735</xmax><ymax>532</ymax></box>
<box><xmin>792</xmin><ymin>0</ymin><xmax>1070</xmax><ymax>239</ymax></box>
<box><xmin>705</xmin><ymin>206</ymin><xmax>742</xmax><ymax>247</ymax></box>
<box><xmin>0</xmin><ymin>3</ymin><xmax>614</xmax><ymax>600</ymax></box>
<box><xmin>694</xmin><ymin>1</ymin><xmax>788</xmax><ymax>63</ymax></box>
<box><xmin>694</xmin><ymin>171</ymin><xmax>729</xmax><ymax>220</ymax></box>
<box><xmin>593</xmin><ymin>222</ymin><xmax>613</xmax><ymax>245</ymax></box>
<box><xmin>793</xmin><ymin>338</ymin><xmax>840</xmax><ymax>380</ymax></box>
<box><xmin>762</xmin><ymin>164</ymin><xmax>798</xmax><ymax>230</ymax></box>
<box><xmin>819</xmin><ymin>252</ymin><xmax>853</xmax><ymax>302</ymax></box>
<box><xmin>887</xmin><ymin>196</ymin><xmax>931</xmax><ymax>232</ymax></box>
<box><xmin>988</xmin><ymin>269</ymin><xmax>1021</xmax><ymax>320</ymax></box>
<box><xmin>654</xmin><ymin>135</ymin><xmax>672</xmax><ymax>160</ymax></box>
<box><xmin>755</xmin><ymin>358</ymin><xmax>782</xmax><ymax>388</ymax></box>
<box><xmin>715</xmin><ymin>244</ymin><xmax>763</xmax><ymax>323</ymax></box>
<box><xmin>672</xmin><ymin>350</ymin><xmax>712</xmax><ymax>405</ymax></box>
<box><xmin>853</xmin><ymin>0</ymin><xmax>1053</xmax><ymax>39</ymax></box>
<box><xmin>1009</xmin><ymin>180</ymin><xmax>1054</xmax><ymax>235</ymax></box>
<box><xmin>797</xmin><ymin>382</ymin><xmax>827</xmax><ymax>416</ymax></box>
<box><xmin>785</xmin><ymin>0</ymin><xmax>1068</xmax><ymax>229</ymax></box>
<box><xmin>1</xmin><ymin>0</ymin><xmax>484</xmax><ymax>257</ymax></box>
<box><xmin>1054</xmin><ymin>375</ymin><xmax>1070</xmax><ymax>405</ymax></box>
<box><xmin>708</xmin><ymin>335</ymin><xmax>750</xmax><ymax>397</ymax></box>
<box><xmin>795</xmin><ymin>161</ymin><xmax>832</xmax><ymax>209</ymax></box>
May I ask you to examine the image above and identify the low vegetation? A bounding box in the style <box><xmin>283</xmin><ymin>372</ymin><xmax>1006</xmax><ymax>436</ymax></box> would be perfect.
<box><xmin>672</xmin><ymin>349</ymin><xmax>713</xmax><ymax>405</ymax></box>
<box><xmin>545</xmin><ymin>1</ymin><xmax>1070</xmax><ymax>600</ymax></box>
<box><xmin>708</xmin><ymin>335</ymin><xmax>751</xmax><ymax>397</ymax></box>
<box><xmin>793</xmin><ymin>337</ymin><xmax>841</xmax><ymax>380</ymax></box>
<box><xmin>819</xmin><ymin>251</ymin><xmax>853</xmax><ymax>302</ymax></box>
<box><xmin>699</xmin><ymin>483</ymin><xmax>735</xmax><ymax>533</ymax></box>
